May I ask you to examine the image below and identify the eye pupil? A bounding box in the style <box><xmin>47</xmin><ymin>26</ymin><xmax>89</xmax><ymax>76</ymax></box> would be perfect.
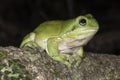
<box><xmin>79</xmin><ymin>19</ymin><xmax>86</xmax><ymax>26</ymax></box>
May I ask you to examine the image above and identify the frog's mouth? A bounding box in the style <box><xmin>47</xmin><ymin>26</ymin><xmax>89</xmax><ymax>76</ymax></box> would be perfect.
<box><xmin>58</xmin><ymin>29</ymin><xmax>97</xmax><ymax>51</ymax></box>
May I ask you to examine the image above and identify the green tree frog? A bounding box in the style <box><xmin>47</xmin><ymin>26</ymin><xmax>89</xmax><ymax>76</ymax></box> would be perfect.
<box><xmin>20</xmin><ymin>14</ymin><xmax>99</xmax><ymax>67</ymax></box>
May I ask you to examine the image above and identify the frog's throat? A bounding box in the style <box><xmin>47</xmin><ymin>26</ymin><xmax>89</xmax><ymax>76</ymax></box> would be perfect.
<box><xmin>58</xmin><ymin>30</ymin><xmax>97</xmax><ymax>51</ymax></box>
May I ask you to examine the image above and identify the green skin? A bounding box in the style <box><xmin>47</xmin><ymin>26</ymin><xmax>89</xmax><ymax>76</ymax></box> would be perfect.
<box><xmin>20</xmin><ymin>14</ymin><xmax>99</xmax><ymax>67</ymax></box>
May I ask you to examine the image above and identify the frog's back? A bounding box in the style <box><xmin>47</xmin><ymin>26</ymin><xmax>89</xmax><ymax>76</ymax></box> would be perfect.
<box><xmin>34</xmin><ymin>21</ymin><xmax>63</xmax><ymax>39</ymax></box>
<box><xmin>32</xmin><ymin>21</ymin><xmax>64</xmax><ymax>49</ymax></box>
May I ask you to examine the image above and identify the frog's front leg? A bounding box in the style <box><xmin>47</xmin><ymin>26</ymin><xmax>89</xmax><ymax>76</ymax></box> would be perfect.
<box><xmin>47</xmin><ymin>38</ymin><xmax>71</xmax><ymax>67</ymax></box>
<box><xmin>70</xmin><ymin>47</ymin><xmax>84</xmax><ymax>68</ymax></box>
<box><xmin>66</xmin><ymin>47</ymin><xmax>84</xmax><ymax>68</ymax></box>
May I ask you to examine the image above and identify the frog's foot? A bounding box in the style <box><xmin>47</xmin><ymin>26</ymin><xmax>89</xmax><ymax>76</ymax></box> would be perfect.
<box><xmin>72</xmin><ymin>53</ymin><xmax>84</xmax><ymax>68</ymax></box>
<box><xmin>22</xmin><ymin>41</ymin><xmax>41</xmax><ymax>52</ymax></box>
<box><xmin>22</xmin><ymin>41</ymin><xmax>38</xmax><ymax>48</ymax></box>
<box><xmin>63</xmin><ymin>61</ymin><xmax>71</xmax><ymax>67</ymax></box>
<box><xmin>62</xmin><ymin>54</ymin><xmax>73</xmax><ymax>62</ymax></box>
<box><xmin>62</xmin><ymin>52</ymin><xmax>83</xmax><ymax>68</ymax></box>
<box><xmin>61</xmin><ymin>54</ymin><xmax>76</xmax><ymax>67</ymax></box>
<box><xmin>73</xmin><ymin>56</ymin><xmax>82</xmax><ymax>68</ymax></box>
<box><xmin>64</xmin><ymin>56</ymin><xmax>82</xmax><ymax>68</ymax></box>
<box><xmin>51</xmin><ymin>54</ymin><xmax>71</xmax><ymax>67</ymax></box>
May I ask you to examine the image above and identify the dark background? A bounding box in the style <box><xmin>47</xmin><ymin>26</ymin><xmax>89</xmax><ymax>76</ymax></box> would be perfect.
<box><xmin>0</xmin><ymin>0</ymin><xmax>120</xmax><ymax>55</ymax></box>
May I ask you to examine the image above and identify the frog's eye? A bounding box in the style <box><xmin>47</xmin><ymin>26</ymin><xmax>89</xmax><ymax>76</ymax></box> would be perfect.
<box><xmin>79</xmin><ymin>19</ymin><xmax>86</xmax><ymax>26</ymax></box>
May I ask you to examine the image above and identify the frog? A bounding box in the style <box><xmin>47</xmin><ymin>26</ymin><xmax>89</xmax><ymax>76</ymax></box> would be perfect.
<box><xmin>20</xmin><ymin>14</ymin><xmax>99</xmax><ymax>67</ymax></box>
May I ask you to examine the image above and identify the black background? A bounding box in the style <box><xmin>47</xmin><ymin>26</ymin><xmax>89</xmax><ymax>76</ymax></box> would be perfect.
<box><xmin>0</xmin><ymin>0</ymin><xmax>120</xmax><ymax>55</ymax></box>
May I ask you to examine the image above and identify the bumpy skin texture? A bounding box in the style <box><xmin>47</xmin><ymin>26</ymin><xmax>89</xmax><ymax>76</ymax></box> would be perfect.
<box><xmin>20</xmin><ymin>14</ymin><xmax>99</xmax><ymax>67</ymax></box>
